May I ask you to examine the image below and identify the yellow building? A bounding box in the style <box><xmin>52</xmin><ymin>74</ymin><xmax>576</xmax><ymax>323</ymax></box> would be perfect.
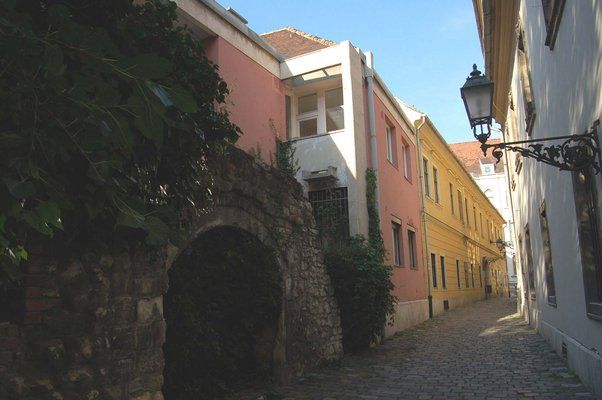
<box><xmin>400</xmin><ymin>101</ymin><xmax>508</xmax><ymax>316</ymax></box>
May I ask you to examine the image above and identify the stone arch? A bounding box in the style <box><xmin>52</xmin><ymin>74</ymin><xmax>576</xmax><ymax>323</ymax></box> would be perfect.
<box><xmin>163</xmin><ymin>148</ymin><xmax>343</xmax><ymax>389</ymax></box>
<box><xmin>0</xmin><ymin>147</ymin><xmax>342</xmax><ymax>400</ymax></box>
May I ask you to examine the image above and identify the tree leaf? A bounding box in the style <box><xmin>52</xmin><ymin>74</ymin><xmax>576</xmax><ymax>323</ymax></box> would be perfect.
<box><xmin>129</xmin><ymin>54</ymin><xmax>172</xmax><ymax>79</ymax></box>
<box><xmin>4</xmin><ymin>179</ymin><xmax>36</xmax><ymax>199</ymax></box>
<box><xmin>23</xmin><ymin>211</ymin><xmax>53</xmax><ymax>236</ymax></box>
<box><xmin>36</xmin><ymin>200</ymin><xmax>63</xmax><ymax>230</ymax></box>
<box><xmin>168</xmin><ymin>85</ymin><xmax>197</xmax><ymax>113</ymax></box>
<box><xmin>44</xmin><ymin>44</ymin><xmax>64</xmax><ymax>76</ymax></box>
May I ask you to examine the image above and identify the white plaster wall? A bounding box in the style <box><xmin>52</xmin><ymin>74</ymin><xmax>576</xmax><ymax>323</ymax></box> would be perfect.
<box><xmin>473</xmin><ymin>172</ymin><xmax>516</xmax><ymax>281</ymax></box>
<box><xmin>509</xmin><ymin>0</ymin><xmax>602</xmax><ymax>394</ymax></box>
<box><xmin>289</xmin><ymin>43</ymin><xmax>369</xmax><ymax>237</ymax></box>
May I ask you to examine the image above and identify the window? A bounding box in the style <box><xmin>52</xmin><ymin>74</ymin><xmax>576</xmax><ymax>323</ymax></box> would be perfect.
<box><xmin>297</xmin><ymin>93</ymin><xmax>318</xmax><ymax>137</ymax></box>
<box><xmin>450</xmin><ymin>183</ymin><xmax>455</xmax><ymax>214</ymax></box>
<box><xmin>471</xmin><ymin>263</ymin><xmax>475</xmax><ymax>288</ymax></box>
<box><xmin>479</xmin><ymin>264</ymin><xmax>483</xmax><ymax>287</ymax></box>
<box><xmin>433</xmin><ymin>167</ymin><xmax>440</xmax><ymax>203</ymax></box>
<box><xmin>392</xmin><ymin>221</ymin><xmax>402</xmax><ymax>267</ymax></box>
<box><xmin>308</xmin><ymin>187</ymin><xmax>350</xmax><ymax>241</ymax></box>
<box><xmin>464</xmin><ymin>262</ymin><xmax>470</xmax><ymax>288</ymax></box>
<box><xmin>480</xmin><ymin>213</ymin><xmax>484</xmax><ymax>237</ymax></box>
<box><xmin>385</xmin><ymin>123</ymin><xmax>397</xmax><ymax>165</ymax></box>
<box><xmin>465</xmin><ymin>198</ymin><xmax>470</xmax><ymax>227</ymax></box>
<box><xmin>473</xmin><ymin>206</ymin><xmax>478</xmax><ymax>233</ymax></box>
<box><xmin>294</xmin><ymin>87</ymin><xmax>344</xmax><ymax>138</ymax></box>
<box><xmin>440</xmin><ymin>256</ymin><xmax>447</xmax><ymax>289</ymax></box>
<box><xmin>431</xmin><ymin>253</ymin><xmax>437</xmax><ymax>288</ymax></box>
<box><xmin>403</xmin><ymin>143</ymin><xmax>411</xmax><ymax>179</ymax></box>
<box><xmin>458</xmin><ymin>190</ymin><xmax>464</xmax><ymax>223</ymax></box>
<box><xmin>424</xmin><ymin>158</ymin><xmax>431</xmax><ymax>197</ymax></box>
<box><xmin>456</xmin><ymin>260</ymin><xmax>461</xmax><ymax>288</ymax></box>
<box><xmin>572</xmin><ymin>169</ymin><xmax>602</xmax><ymax>319</ymax></box>
<box><xmin>408</xmin><ymin>229</ymin><xmax>417</xmax><ymax>269</ymax></box>
<box><xmin>325</xmin><ymin>87</ymin><xmax>344</xmax><ymax>132</ymax></box>
<box><xmin>541</xmin><ymin>0</ymin><xmax>566</xmax><ymax>50</ymax></box>
<box><xmin>518</xmin><ymin>30</ymin><xmax>536</xmax><ymax>134</ymax></box>
<box><xmin>524</xmin><ymin>225</ymin><xmax>536</xmax><ymax>300</ymax></box>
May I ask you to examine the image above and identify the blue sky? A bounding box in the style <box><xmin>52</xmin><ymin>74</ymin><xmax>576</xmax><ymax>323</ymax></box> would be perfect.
<box><xmin>223</xmin><ymin>0</ymin><xmax>489</xmax><ymax>144</ymax></box>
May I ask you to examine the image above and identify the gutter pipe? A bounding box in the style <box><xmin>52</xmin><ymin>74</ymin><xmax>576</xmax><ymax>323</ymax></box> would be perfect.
<box><xmin>365</xmin><ymin>52</ymin><xmax>380</xmax><ymax>213</ymax></box>
<box><xmin>415</xmin><ymin>115</ymin><xmax>433</xmax><ymax>318</ymax></box>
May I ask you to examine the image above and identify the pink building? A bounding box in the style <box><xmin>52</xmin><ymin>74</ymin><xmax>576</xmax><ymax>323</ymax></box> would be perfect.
<box><xmin>176</xmin><ymin>0</ymin><xmax>429</xmax><ymax>334</ymax></box>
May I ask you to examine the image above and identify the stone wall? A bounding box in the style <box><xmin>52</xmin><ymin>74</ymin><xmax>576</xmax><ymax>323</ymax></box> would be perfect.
<box><xmin>0</xmin><ymin>148</ymin><xmax>343</xmax><ymax>399</ymax></box>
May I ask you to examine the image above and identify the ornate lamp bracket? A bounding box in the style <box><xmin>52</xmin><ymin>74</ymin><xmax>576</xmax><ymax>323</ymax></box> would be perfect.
<box><xmin>479</xmin><ymin>120</ymin><xmax>601</xmax><ymax>174</ymax></box>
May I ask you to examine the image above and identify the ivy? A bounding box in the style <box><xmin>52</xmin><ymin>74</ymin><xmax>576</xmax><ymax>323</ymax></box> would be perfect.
<box><xmin>0</xmin><ymin>0</ymin><xmax>239</xmax><ymax>279</ymax></box>
<box><xmin>276</xmin><ymin>139</ymin><xmax>299</xmax><ymax>177</ymax></box>
<box><xmin>321</xmin><ymin>169</ymin><xmax>395</xmax><ymax>352</ymax></box>
<box><xmin>365</xmin><ymin>168</ymin><xmax>385</xmax><ymax>258</ymax></box>
<box><xmin>324</xmin><ymin>236</ymin><xmax>395</xmax><ymax>352</ymax></box>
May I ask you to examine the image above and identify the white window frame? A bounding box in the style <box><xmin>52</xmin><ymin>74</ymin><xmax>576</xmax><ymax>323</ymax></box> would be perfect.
<box><xmin>392</xmin><ymin>221</ymin><xmax>402</xmax><ymax>266</ymax></box>
<box><xmin>403</xmin><ymin>142</ymin><xmax>411</xmax><ymax>179</ymax></box>
<box><xmin>407</xmin><ymin>227</ymin><xmax>417</xmax><ymax>269</ymax></box>
<box><xmin>292</xmin><ymin>86</ymin><xmax>344</xmax><ymax>139</ymax></box>
<box><xmin>386</xmin><ymin>125</ymin><xmax>394</xmax><ymax>163</ymax></box>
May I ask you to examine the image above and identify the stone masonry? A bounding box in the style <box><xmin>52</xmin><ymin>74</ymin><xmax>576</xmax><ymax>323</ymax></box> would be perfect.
<box><xmin>0</xmin><ymin>147</ymin><xmax>343</xmax><ymax>399</ymax></box>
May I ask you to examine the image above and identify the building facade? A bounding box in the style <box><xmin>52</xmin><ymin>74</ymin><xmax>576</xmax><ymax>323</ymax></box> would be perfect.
<box><xmin>176</xmin><ymin>0</ymin><xmax>429</xmax><ymax>336</ymax></box>
<box><xmin>401</xmin><ymin>103</ymin><xmax>509</xmax><ymax>317</ymax></box>
<box><xmin>450</xmin><ymin>139</ymin><xmax>517</xmax><ymax>295</ymax></box>
<box><xmin>473</xmin><ymin>0</ymin><xmax>602</xmax><ymax>394</ymax></box>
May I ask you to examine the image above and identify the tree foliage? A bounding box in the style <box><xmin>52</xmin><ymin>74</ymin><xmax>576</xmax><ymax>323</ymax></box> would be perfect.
<box><xmin>0</xmin><ymin>0</ymin><xmax>239</xmax><ymax>279</ymax></box>
<box><xmin>324</xmin><ymin>235</ymin><xmax>395</xmax><ymax>352</ymax></box>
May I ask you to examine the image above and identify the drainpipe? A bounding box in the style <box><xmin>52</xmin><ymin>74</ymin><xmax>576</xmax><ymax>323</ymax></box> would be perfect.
<box><xmin>415</xmin><ymin>115</ymin><xmax>433</xmax><ymax>318</ymax></box>
<box><xmin>365</xmin><ymin>52</ymin><xmax>380</xmax><ymax>213</ymax></box>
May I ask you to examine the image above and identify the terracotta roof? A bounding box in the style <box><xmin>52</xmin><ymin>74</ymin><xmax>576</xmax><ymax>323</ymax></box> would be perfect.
<box><xmin>260</xmin><ymin>27</ymin><xmax>336</xmax><ymax>59</ymax></box>
<box><xmin>448</xmin><ymin>139</ymin><xmax>505</xmax><ymax>175</ymax></box>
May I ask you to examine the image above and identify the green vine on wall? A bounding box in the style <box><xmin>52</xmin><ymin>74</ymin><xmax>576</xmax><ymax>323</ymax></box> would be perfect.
<box><xmin>365</xmin><ymin>168</ymin><xmax>385</xmax><ymax>259</ymax></box>
<box><xmin>276</xmin><ymin>140</ymin><xmax>299</xmax><ymax>177</ymax></box>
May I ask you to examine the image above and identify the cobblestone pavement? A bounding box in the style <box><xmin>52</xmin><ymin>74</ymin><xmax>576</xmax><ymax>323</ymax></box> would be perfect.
<box><xmin>231</xmin><ymin>298</ymin><xmax>599</xmax><ymax>400</ymax></box>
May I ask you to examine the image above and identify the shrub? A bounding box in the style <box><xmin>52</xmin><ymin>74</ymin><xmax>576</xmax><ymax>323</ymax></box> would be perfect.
<box><xmin>0</xmin><ymin>0</ymin><xmax>239</xmax><ymax>280</ymax></box>
<box><xmin>324</xmin><ymin>235</ymin><xmax>396</xmax><ymax>352</ymax></box>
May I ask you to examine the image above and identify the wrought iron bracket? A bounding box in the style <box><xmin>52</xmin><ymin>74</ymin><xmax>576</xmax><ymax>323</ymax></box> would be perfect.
<box><xmin>480</xmin><ymin>120</ymin><xmax>601</xmax><ymax>174</ymax></box>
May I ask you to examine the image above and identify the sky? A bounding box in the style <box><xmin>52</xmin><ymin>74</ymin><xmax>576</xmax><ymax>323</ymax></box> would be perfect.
<box><xmin>223</xmin><ymin>0</ymin><xmax>492</xmax><ymax>144</ymax></box>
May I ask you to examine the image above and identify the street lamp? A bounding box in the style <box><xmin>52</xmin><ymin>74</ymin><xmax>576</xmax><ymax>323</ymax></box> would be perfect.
<box><xmin>460</xmin><ymin>64</ymin><xmax>494</xmax><ymax>143</ymax></box>
<box><xmin>460</xmin><ymin>64</ymin><xmax>601</xmax><ymax>174</ymax></box>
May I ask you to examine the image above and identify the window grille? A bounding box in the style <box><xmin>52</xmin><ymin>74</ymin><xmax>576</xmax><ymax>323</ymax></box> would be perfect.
<box><xmin>308</xmin><ymin>187</ymin><xmax>350</xmax><ymax>241</ymax></box>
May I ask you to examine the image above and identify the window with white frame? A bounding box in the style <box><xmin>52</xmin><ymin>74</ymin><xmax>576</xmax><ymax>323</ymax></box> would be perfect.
<box><xmin>392</xmin><ymin>221</ymin><xmax>402</xmax><ymax>266</ymax></box>
<box><xmin>433</xmin><ymin>166</ymin><xmax>440</xmax><ymax>203</ymax></box>
<box><xmin>403</xmin><ymin>142</ymin><xmax>411</xmax><ymax>179</ymax></box>
<box><xmin>423</xmin><ymin>158</ymin><xmax>431</xmax><ymax>197</ymax></box>
<box><xmin>408</xmin><ymin>229</ymin><xmax>417</xmax><ymax>269</ymax></box>
<box><xmin>294</xmin><ymin>87</ymin><xmax>344</xmax><ymax>138</ymax></box>
<box><xmin>325</xmin><ymin>87</ymin><xmax>344</xmax><ymax>132</ymax></box>
<box><xmin>385</xmin><ymin>123</ymin><xmax>397</xmax><ymax>165</ymax></box>
<box><xmin>297</xmin><ymin>93</ymin><xmax>318</xmax><ymax>137</ymax></box>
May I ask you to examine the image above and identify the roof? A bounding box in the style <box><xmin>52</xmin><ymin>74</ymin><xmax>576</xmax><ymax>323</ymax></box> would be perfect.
<box><xmin>448</xmin><ymin>139</ymin><xmax>505</xmax><ymax>175</ymax></box>
<box><xmin>260</xmin><ymin>27</ymin><xmax>336</xmax><ymax>59</ymax></box>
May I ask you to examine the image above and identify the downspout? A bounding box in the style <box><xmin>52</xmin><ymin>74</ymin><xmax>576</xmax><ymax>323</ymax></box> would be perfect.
<box><xmin>365</xmin><ymin>52</ymin><xmax>380</xmax><ymax>212</ymax></box>
<box><xmin>415</xmin><ymin>115</ymin><xmax>433</xmax><ymax>318</ymax></box>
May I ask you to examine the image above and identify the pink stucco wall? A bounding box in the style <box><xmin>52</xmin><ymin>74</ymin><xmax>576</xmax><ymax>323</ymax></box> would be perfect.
<box><xmin>203</xmin><ymin>37</ymin><xmax>285</xmax><ymax>163</ymax></box>
<box><xmin>373</xmin><ymin>93</ymin><xmax>427</xmax><ymax>303</ymax></box>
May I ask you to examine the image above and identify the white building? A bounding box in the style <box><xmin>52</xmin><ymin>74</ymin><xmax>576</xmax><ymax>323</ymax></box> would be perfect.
<box><xmin>473</xmin><ymin>0</ymin><xmax>602</xmax><ymax>395</ymax></box>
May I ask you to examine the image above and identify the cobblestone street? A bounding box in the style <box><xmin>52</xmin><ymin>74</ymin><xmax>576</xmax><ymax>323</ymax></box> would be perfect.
<box><xmin>233</xmin><ymin>298</ymin><xmax>599</xmax><ymax>400</ymax></box>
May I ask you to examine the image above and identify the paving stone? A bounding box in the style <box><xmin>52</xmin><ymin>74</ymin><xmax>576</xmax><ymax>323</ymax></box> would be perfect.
<box><xmin>229</xmin><ymin>298</ymin><xmax>600</xmax><ymax>400</ymax></box>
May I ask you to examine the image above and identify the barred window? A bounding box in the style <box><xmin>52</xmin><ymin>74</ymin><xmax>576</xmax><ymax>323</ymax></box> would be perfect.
<box><xmin>308</xmin><ymin>187</ymin><xmax>350</xmax><ymax>241</ymax></box>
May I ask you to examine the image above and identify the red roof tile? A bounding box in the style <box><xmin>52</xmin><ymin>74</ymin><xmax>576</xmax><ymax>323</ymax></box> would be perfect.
<box><xmin>260</xmin><ymin>27</ymin><xmax>336</xmax><ymax>59</ymax></box>
<box><xmin>449</xmin><ymin>139</ymin><xmax>505</xmax><ymax>174</ymax></box>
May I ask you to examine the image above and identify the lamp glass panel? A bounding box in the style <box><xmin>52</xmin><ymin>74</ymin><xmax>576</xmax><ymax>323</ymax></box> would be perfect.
<box><xmin>463</xmin><ymin>84</ymin><xmax>492</xmax><ymax>120</ymax></box>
